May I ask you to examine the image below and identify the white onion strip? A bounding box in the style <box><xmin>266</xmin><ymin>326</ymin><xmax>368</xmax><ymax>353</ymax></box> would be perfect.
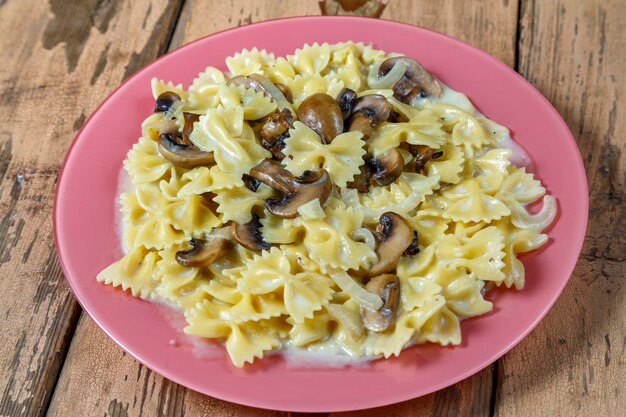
<box><xmin>330</xmin><ymin>271</ymin><xmax>383</xmax><ymax>311</ymax></box>
<box><xmin>367</xmin><ymin>60</ymin><xmax>406</xmax><ymax>89</ymax></box>
<box><xmin>510</xmin><ymin>195</ymin><xmax>557</xmax><ymax>230</ymax></box>
<box><xmin>352</xmin><ymin>227</ymin><xmax>377</xmax><ymax>249</ymax></box>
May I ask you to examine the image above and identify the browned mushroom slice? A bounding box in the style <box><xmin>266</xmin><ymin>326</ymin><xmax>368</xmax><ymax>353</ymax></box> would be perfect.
<box><xmin>249</xmin><ymin>159</ymin><xmax>332</xmax><ymax>218</ymax></box>
<box><xmin>232</xmin><ymin>213</ymin><xmax>271</xmax><ymax>251</ymax></box>
<box><xmin>265</xmin><ymin>170</ymin><xmax>332</xmax><ymax>218</ymax></box>
<box><xmin>181</xmin><ymin>112</ymin><xmax>200</xmax><ymax>144</ymax></box>
<box><xmin>378</xmin><ymin>57</ymin><xmax>443</xmax><ymax>103</ymax></box>
<box><xmin>360</xmin><ymin>274</ymin><xmax>400</xmax><ymax>332</ymax></box>
<box><xmin>402</xmin><ymin>144</ymin><xmax>441</xmax><ymax>174</ymax></box>
<box><xmin>199</xmin><ymin>192</ymin><xmax>219</xmax><ymax>214</ymax></box>
<box><xmin>175</xmin><ymin>237</ymin><xmax>230</xmax><ymax>268</ymax></box>
<box><xmin>261</xmin><ymin>133</ymin><xmax>288</xmax><ymax>161</ymax></box>
<box><xmin>154</xmin><ymin>91</ymin><xmax>181</xmax><ymax>113</ymax></box>
<box><xmin>413</xmin><ymin>146</ymin><xmax>434</xmax><ymax>174</ymax></box>
<box><xmin>249</xmin><ymin>159</ymin><xmax>294</xmax><ymax>193</ymax></box>
<box><xmin>158</xmin><ymin>133</ymin><xmax>215</xmax><ymax>169</ymax></box>
<box><xmin>347</xmin><ymin>163</ymin><xmax>372</xmax><ymax>193</ymax></box>
<box><xmin>354</xmin><ymin>212</ymin><xmax>413</xmax><ymax>278</ymax></box>
<box><xmin>337</xmin><ymin>88</ymin><xmax>358</xmax><ymax>120</ymax></box>
<box><xmin>297</xmin><ymin>93</ymin><xmax>344</xmax><ymax>143</ymax></box>
<box><xmin>242</xmin><ymin>174</ymin><xmax>261</xmax><ymax>192</ymax></box>
<box><xmin>352</xmin><ymin>95</ymin><xmax>392</xmax><ymax>124</ymax></box>
<box><xmin>260</xmin><ymin>109</ymin><xmax>293</xmax><ymax>143</ymax></box>
<box><xmin>347</xmin><ymin>94</ymin><xmax>391</xmax><ymax>140</ymax></box>
<box><xmin>368</xmin><ymin>148</ymin><xmax>404</xmax><ymax>186</ymax></box>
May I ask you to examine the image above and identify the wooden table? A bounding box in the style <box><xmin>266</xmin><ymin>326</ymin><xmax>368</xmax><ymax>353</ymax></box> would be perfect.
<box><xmin>0</xmin><ymin>0</ymin><xmax>623</xmax><ymax>416</ymax></box>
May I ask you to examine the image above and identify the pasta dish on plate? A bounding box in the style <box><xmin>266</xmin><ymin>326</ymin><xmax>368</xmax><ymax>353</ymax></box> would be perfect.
<box><xmin>97</xmin><ymin>42</ymin><xmax>556</xmax><ymax>367</ymax></box>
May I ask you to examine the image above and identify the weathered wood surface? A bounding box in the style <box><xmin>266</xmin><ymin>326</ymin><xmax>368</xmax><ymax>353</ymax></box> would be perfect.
<box><xmin>0</xmin><ymin>0</ymin><xmax>622</xmax><ymax>416</ymax></box>
<box><xmin>493</xmin><ymin>0</ymin><xmax>625</xmax><ymax>416</ymax></box>
<box><xmin>0</xmin><ymin>1</ymin><xmax>184</xmax><ymax>417</ymax></box>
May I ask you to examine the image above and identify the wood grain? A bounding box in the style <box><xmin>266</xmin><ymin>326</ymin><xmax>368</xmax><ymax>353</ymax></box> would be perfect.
<box><xmin>493</xmin><ymin>0</ymin><xmax>625</xmax><ymax>416</ymax></box>
<box><xmin>47</xmin><ymin>315</ymin><xmax>283</xmax><ymax>417</ymax></box>
<box><xmin>383</xmin><ymin>0</ymin><xmax>519</xmax><ymax>68</ymax></box>
<box><xmin>46</xmin><ymin>1</ymin><xmax>518</xmax><ymax>416</ymax></box>
<box><xmin>0</xmin><ymin>1</ymin><xmax>184</xmax><ymax>416</ymax></box>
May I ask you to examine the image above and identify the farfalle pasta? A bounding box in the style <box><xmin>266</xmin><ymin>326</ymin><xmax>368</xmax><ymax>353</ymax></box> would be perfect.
<box><xmin>98</xmin><ymin>42</ymin><xmax>557</xmax><ymax>367</ymax></box>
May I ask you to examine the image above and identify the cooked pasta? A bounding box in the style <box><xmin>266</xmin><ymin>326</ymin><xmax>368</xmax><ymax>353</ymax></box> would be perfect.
<box><xmin>98</xmin><ymin>42</ymin><xmax>556</xmax><ymax>367</ymax></box>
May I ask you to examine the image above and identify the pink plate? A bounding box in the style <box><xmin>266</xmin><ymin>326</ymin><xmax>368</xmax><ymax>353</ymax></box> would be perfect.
<box><xmin>54</xmin><ymin>17</ymin><xmax>588</xmax><ymax>412</ymax></box>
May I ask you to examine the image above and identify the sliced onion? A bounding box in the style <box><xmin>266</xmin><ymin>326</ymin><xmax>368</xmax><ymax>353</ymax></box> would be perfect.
<box><xmin>330</xmin><ymin>270</ymin><xmax>383</xmax><ymax>311</ymax></box>
<box><xmin>210</xmin><ymin>226</ymin><xmax>234</xmax><ymax>241</ymax></box>
<box><xmin>352</xmin><ymin>227</ymin><xmax>376</xmax><ymax>249</ymax></box>
<box><xmin>248</xmin><ymin>73</ymin><xmax>294</xmax><ymax>116</ymax></box>
<box><xmin>367</xmin><ymin>60</ymin><xmax>406</xmax><ymax>89</ymax></box>
<box><xmin>510</xmin><ymin>195</ymin><xmax>557</xmax><ymax>230</ymax></box>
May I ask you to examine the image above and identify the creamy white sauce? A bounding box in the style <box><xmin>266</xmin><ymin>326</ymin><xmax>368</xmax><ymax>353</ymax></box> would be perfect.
<box><xmin>498</xmin><ymin>135</ymin><xmax>533</xmax><ymax>170</ymax></box>
<box><xmin>279</xmin><ymin>341</ymin><xmax>374</xmax><ymax>369</ymax></box>
<box><xmin>157</xmin><ymin>300</ymin><xmax>224</xmax><ymax>358</ymax></box>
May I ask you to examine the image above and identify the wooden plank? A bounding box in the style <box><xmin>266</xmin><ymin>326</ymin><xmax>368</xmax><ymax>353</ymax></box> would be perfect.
<box><xmin>0</xmin><ymin>1</ymin><xmax>184</xmax><ymax>416</ymax></box>
<box><xmin>47</xmin><ymin>1</ymin><xmax>519</xmax><ymax>416</ymax></box>
<box><xmin>494</xmin><ymin>0</ymin><xmax>625</xmax><ymax>416</ymax></box>
<box><xmin>46</xmin><ymin>315</ymin><xmax>282</xmax><ymax>417</ymax></box>
<box><xmin>383</xmin><ymin>0</ymin><xmax>519</xmax><ymax>68</ymax></box>
<box><xmin>331</xmin><ymin>365</ymin><xmax>496</xmax><ymax>417</ymax></box>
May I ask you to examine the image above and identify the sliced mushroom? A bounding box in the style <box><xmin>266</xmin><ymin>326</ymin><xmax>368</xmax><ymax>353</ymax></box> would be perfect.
<box><xmin>260</xmin><ymin>132</ymin><xmax>288</xmax><ymax>161</ymax></box>
<box><xmin>354</xmin><ymin>212</ymin><xmax>413</xmax><ymax>278</ymax></box>
<box><xmin>368</xmin><ymin>148</ymin><xmax>404</xmax><ymax>186</ymax></box>
<box><xmin>378</xmin><ymin>57</ymin><xmax>443</xmax><ymax>103</ymax></box>
<box><xmin>175</xmin><ymin>237</ymin><xmax>230</xmax><ymax>268</ymax></box>
<box><xmin>249</xmin><ymin>159</ymin><xmax>332</xmax><ymax>218</ymax></box>
<box><xmin>260</xmin><ymin>109</ymin><xmax>293</xmax><ymax>143</ymax></box>
<box><xmin>199</xmin><ymin>192</ymin><xmax>219</xmax><ymax>214</ymax></box>
<box><xmin>352</xmin><ymin>95</ymin><xmax>392</xmax><ymax>124</ymax></box>
<box><xmin>360</xmin><ymin>274</ymin><xmax>400</xmax><ymax>332</ymax></box>
<box><xmin>232</xmin><ymin>213</ymin><xmax>271</xmax><ymax>251</ymax></box>
<box><xmin>297</xmin><ymin>93</ymin><xmax>344</xmax><ymax>143</ymax></box>
<box><xmin>347</xmin><ymin>94</ymin><xmax>391</xmax><ymax>140</ymax></box>
<box><xmin>242</xmin><ymin>174</ymin><xmax>261</xmax><ymax>192</ymax></box>
<box><xmin>347</xmin><ymin>163</ymin><xmax>372</xmax><ymax>193</ymax></box>
<box><xmin>337</xmin><ymin>88</ymin><xmax>358</xmax><ymax>120</ymax></box>
<box><xmin>154</xmin><ymin>91</ymin><xmax>181</xmax><ymax>113</ymax></box>
<box><xmin>413</xmin><ymin>146</ymin><xmax>434</xmax><ymax>173</ymax></box>
<box><xmin>182</xmin><ymin>112</ymin><xmax>200</xmax><ymax>144</ymax></box>
<box><xmin>158</xmin><ymin>133</ymin><xmax>215</xmax><ymax>169</ymax></box>
<box><xmin>402</xmin><ymin>144</ymin><xmax>440</xmax><ymax>174</ymax></box>
<box><xmin>249</xmin><ymin>159</ymin><xmax>294</xmax><ymax>193</ymax></box>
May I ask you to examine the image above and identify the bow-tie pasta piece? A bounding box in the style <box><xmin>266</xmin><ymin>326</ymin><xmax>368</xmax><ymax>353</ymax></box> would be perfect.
<box><xmin>97</xmin><ymin>246</ymin><xmax>160</xmax><ymax>299</ymax></box>
<box><xmin>443</xmin><ymin>179</ymin><xmax>511</xmax><ymax>223</ymax></box>
<box><xmin>226</xmin><ymin>47</ymin><xmax>276</xmax><ymax>76</ymax></box>
<box><xmin>436</xmin><ymin>226</ymin><xmax>507</xmax><ymax>283</ymax></box>
<box><xmin>283</xmin><ymin>122</ymin><xmax>366</xmax><ymax>188</ymax></box>
<box><xmin>188</xmin><ymin>67</ymin><xmax>226</xmax><ymax>110</ymax></box>
<box><xmin>288</xmin><ymin>43</ymin><xmax>331</xmax><ymax>76</ymax></box>
<box><xmin>124</xmin><ymin>137</ymin><xmax>176</xmax><ymax>186</ymax></box>
<box><xmin>185</xmin><ymin>299</ymin><xmax>284</xmax><ymax>367</ymax></box>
